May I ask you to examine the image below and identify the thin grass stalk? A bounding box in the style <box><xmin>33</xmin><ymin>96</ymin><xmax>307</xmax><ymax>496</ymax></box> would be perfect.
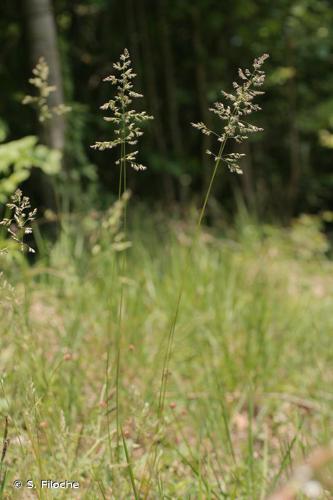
<box><xmin>91</xmin><ymin>49</ymin><xmax>152</xmax><ymax>467</ymax></box>
<box><xmin>268</xmin><ymin>445</ymin><xmax>333</xmax><ymax>500</ymax></box>
<box><xmin>115</xmin><ymin>131</ymin><xmax>127</xmax><ymax>458</ymax></box>
<box><xmin>157</xmin><ymin>97</ymin><xmax>243</xmax><ymax>425</ymax></box>
<box><xmin>103</xmin><ymin>111</ymin><xmax>127</xmax><ymax>463</ymax></box>
<box><xmin>141</xmin><ymin>54</ymin><xmax>268</xmax><ymax>496</ymax></box>
<box><xmin>105</xmin><ymin>337</ymin><xmax>115</xmax><ymax>463</ymax></box>
<box><xmin>104</xmin><ymin>145</ymin><xmax>126</xmax><ymax>463</ymax></box>
<box><xmin>157</xmin><ymin>53</ymin><xmax>268</xmax><ymax>435</ymax></box>
<box><xmin>157</xmin><ymin>139</ymin><xmax>225</xmax><ymax>420</ymax></box>
<box><xmin>101</xmin><ymin>147</ymin><xmax>126</xmax><ymax>469</ymax></box>
<box><xmin>121</xmin><ymin>428</ymin><xmax>139</xmax><ymax>499</ymax></box>
<box><xmin>247</xmin><ymin>389</ymin><xmax>255</xmax><ymax>496</ymax></box>
<box><xmin>270</xmin><ymin>432</ymin><xmax>300</xmax><ymax>492</ymax></box>
<box><xmin>0</xmin><ymin>417</ymin><xmax>9</xmax><ymax>497</ymax></box>
<box><xmin>141</xmin><ymin>150</ymin><xmax>225</xmax><ymax>498</ymax></box>
<box><xmin>171</xmin><ymin>410</ymin><xmax>224</xmax><ymax>497</ymax></box>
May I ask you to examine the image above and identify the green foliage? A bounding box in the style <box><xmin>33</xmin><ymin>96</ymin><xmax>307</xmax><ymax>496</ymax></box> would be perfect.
<box><xmin>319</xmin><ymin>129</ymin><xmax>333</xmax><ymax>149</ymax></box>
<box><xmin>0</xmin><ymin>120</ymin><xmax>8</xmax><ymax>143</ymax></box>
<box><xmin>0</xmin><ymin>135</ymin><xmax>61</xmax><ymax>202</ymax></box>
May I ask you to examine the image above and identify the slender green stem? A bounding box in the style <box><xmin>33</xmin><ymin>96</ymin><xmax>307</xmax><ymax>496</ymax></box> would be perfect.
<box><xmin>140</xmin><ymin>142</ymin><xmax>226</xmax><ymax>497</ymax></box>
<box><xmin>104</xmin><ymin>108</ymin><xmax>127</xmax><ymax>463</ymax></box>
<box><xmin>122</xmin><ymin>428</ymin><xmax>139</xmax><ymax>499</ymax></box>
<box><xmin>115</xmin><ymin>139</ymin><xmax>126</xmax><ymax>457</ymax></box>
<box><xmin>157</xmin><ymin>140</ymin><xmax>225</xmax><ymax>419</ymax></box>
<box><xmin>105</xmin><ymin>325</ymin><xmax>114</xmax><ymax>461</ymax></box>
<box><xmin>118</xmin><ymin>157</ymin><xmax>124</xmax><ymax>200</ymax></box>
<box><xmin>123</xmin><ymin>140</ymin><xmax>127</xmax><ymax>227</ymax></box>
<box><xmin>197</xmin><ymin>141</ymin><xmax>225</xmax><ymax>228</ymax></box>
<box><xmin>115</xmin><ymin>104</ymin><xmax>127</xmax><ymax>459</ymax></box>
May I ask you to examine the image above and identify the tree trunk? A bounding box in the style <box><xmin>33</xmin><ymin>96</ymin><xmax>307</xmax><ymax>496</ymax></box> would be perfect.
<box><xmin>22</xmin><ymin>0</ymin><xmax>65</xmax><ymax>220</ymax></box>
<box><xmin>22</xmin><ymin>0</ymin><xmax>65</xmax><ymax>152</ymax></box>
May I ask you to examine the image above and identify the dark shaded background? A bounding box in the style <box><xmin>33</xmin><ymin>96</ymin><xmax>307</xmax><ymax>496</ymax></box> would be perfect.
<box><xmin>1</xmin><ymin>0</ymin><xmax>333</xmax><ymax>220</ymax></box>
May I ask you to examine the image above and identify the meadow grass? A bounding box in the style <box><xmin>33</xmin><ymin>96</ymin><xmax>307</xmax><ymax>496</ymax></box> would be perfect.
<box><xmin>1</xmin><ymin>207</ymin><xmax>333</xmax><ymax>498</ymax></box>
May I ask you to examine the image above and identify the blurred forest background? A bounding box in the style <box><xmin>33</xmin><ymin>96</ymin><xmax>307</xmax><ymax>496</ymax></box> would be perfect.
<box><xmin>1</xmin><ymin>0</ymin><xmax>333</xmax><ymax>219</ymax></box>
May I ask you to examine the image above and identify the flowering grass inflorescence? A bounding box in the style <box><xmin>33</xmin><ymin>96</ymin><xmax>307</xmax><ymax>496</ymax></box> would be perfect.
<box><xmin>0</xmin><ymin>189</ymin><xmax>37</xmax><ymax>254</ymax></box>
<box><xmin>192</xmin><ymin>53</ymin><xmax>269</xmax><ymax>175</ymax></box>
<box><xmin>22</xmin><ymin>57</ymin><xmax>70</xmax><ymax>123</ymax></box>
<box><xmin>91</xmin><ymin>48</ymin><xmax>153</xmax><ymax>172</ymax></box>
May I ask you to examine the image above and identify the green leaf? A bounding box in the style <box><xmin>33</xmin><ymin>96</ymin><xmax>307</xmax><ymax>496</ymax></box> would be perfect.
<box><xmin>0</xmin><ymin>135</ymin><xmax>61</xmax><ymax>202</ymax></box>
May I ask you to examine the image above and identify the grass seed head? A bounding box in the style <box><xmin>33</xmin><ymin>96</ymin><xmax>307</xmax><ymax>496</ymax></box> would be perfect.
<box><xmin>192</xmin><ymin>53</ymin><xmax>269</xmax><ymax>174</ymax></box>
<box><xmin>22</xmin><ymin>57</ymin><xmax>71</xmax><ymax>122</ymax></box>
<box><xmin>0</xmin><ymin>189</ymin><xmax>37</xmax><ymax>253</ymax></box>
<box><xmin>91</xmin><ymin>48</ymin><xmax>153</xmax><ymax>171</ymax></box>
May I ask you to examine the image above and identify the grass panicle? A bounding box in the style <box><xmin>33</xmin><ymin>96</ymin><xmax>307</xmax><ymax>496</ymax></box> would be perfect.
<box><xmin>22</xmin><ymin>57</ymin><xmax>70</xmax><ymax>122</ymax></box>
<box><xmin>0</xmin><ymin>189</ymin><xmax>37</xmax><ymax>254</ymax></box>
<box><xmin>192</xmin><ymin>53</ymin><xmax>269</xmax><ymax>175</ymax></box>
<box><xmin>91</xmin><ymin>48</ymin><xmax>153</xmax><ymax>172</ymax></box>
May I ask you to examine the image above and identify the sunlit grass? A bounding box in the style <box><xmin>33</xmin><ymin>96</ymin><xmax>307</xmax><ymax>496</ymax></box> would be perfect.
<box><xmin>1</xmin><ymin>209</ymin><xmax>333</xmax><ymax>498</ymax></box>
